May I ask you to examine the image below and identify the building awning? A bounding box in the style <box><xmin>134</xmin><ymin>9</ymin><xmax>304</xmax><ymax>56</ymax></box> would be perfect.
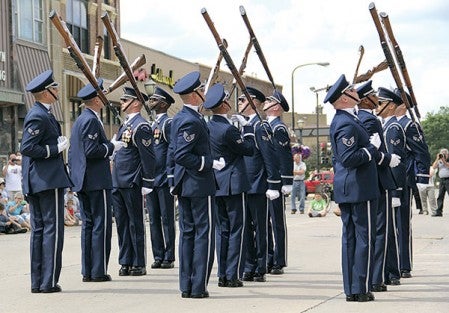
<box><xmin>0</xmin><ymin>88</ymin><xmax>23</xmax><ymax>106</ymax></box>
<box><xmin>14</xmin><ymin>43</ymin><xmax>64</xmax><ymax>121</ymax></box>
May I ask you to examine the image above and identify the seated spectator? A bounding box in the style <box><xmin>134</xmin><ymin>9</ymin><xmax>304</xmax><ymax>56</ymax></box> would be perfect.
<box><xmin>0</xmin><ymin>178</ymin><xmax>8</xmax><ymax>205</ymax></box>
<box><xmin>64</xmin><ymin>199</ymin><xmax>80</xmax><ymax>226</ymax></box>
<box><xmin>5</xmin><ymin>192</ymin><xmax>32</xmax><ymax>230</ymax></box>
<box><xmin>0</xmin><ymin>202</ymin><xmax>27</xmax><ymax>234</ymax></box>
<box><xmin>308</xmin><ymin>193</ymin><xmax>327</xmax><ymax>217</ymax></box>
<box><xmin>64</xmin><ymin>190</ymin><xmax>80</xmax><ymax>213</ymax></box>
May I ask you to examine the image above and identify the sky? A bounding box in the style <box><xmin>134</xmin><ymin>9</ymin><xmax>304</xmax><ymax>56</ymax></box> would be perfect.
<box><xmin>120</xmin><ymin>0</ymin><xmax>449</xmax><ymax>124</ymax></box>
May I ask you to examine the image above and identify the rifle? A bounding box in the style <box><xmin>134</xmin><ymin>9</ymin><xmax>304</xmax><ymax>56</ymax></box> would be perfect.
<box><xmin>380</xmin><ymin>12</ymin><xmax>421</xmax><ymax>120</ymax></box>
<box><xmin>106</xmin><ymin>54</ymin><xmax>146</xmax><ymax>94</ymax></box>
<box><xmin>49</xmin><ymin>10</ymin><xmax>122</xmax><ymax>122</ymax></box>
<box><xmin>352</xmin><ymin>45</ymin><xmax>364</xmax><ymax>84</ymax></box>
<box><xmin>201</xmin><ymin>8</ymin><xmax>269</xmax><ymax>135</ymax></box>
<box><xmin>240</xmin><ymin>5</ymin><xmax>276</xmax><ymax>90</ymax></box>
<box><xmin>101</xmin><ymin>12</ymin><xmax>154</xmax><ymax>121</ymax></box>
<box><xmin>92</xmin><ymin>36</ymin><xmax>103</xmax><ymax>78</ymax></box>
<box><xmin>229</xmin><ymin>38</ymin><xmax>253</xmax><ymax>105</ymax></box>
<box><xmin>354</xmin><ymin>60</ymin><xmax>388</xmax><ymax>83</ymax></box>
<box><xmin>204</xmin><ymin>39</ymin><xmax>228</xmax><ymax>94</ymax></box>
<box><xmin>368</xmin><ymin>2</ymin><xmax>416</xmax><ymax>122</ymax></box>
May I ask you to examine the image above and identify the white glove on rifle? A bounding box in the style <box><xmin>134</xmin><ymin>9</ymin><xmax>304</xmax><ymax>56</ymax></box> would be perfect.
<box><xmin>281</xmin><ymin>185</ymin><xmax>292</xmax><ymax>195</ymax></box>
<box><xmin>369</xmin><ymin>132</ymin><xmax>381</xmax><ymax>149</ymax></box>
<box><xmin>266</xmin><ymin>189</ymin><xmax>280</xmax><ymax>200</ymax></box>
<box><xmin>392</xmin><ymin>197</ymin><xmax>401</xmax><ymax>208</ymax></box>
<box><xmin>57</xmin><ymin>136</ymin><xmax>69</xmax><ymax>153</ymax></box>
<box><xmin>141</xmin><ymin>187</ymin><xmax>153</xmax><ymax>195</ymax></box>
<box><xmin>231</xmin><ymin>114</ymin><xmax>249</xmax><ymax>127</ymax></box>
<box><xmin>111</xmin><ymin>134</ymin><xmax>126</xmax><ymax>152</ymax></box>
<box><xmin>389</xmin><ymin>154</ymin><xmax>401</xmax><ymax>168</ymax></box>
<box><xmin>212</xmin><ymin>157</ymin><xmax>226</xmax><ymax>171</ymax></box>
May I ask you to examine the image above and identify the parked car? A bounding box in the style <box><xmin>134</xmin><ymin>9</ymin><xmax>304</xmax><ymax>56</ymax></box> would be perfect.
<box><xmin>305</xmin><ymin>171</ymin><xmax>334</xmax><ymax>195</ymax></box>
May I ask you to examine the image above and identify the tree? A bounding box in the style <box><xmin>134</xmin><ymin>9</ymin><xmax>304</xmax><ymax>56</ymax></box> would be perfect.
<box><xmin>421</xmin><ymin>106</ymin><xmax>449</xmax><ymax>156</ymax></box>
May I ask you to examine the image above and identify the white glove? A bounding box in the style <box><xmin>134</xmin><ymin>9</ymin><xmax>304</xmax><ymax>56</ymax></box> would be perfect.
<box><xmin>170</xmin><ymin>186</ymin><xmax>175</xmax><ymax>195</ymax></box>
<box><xmin>57</xmin><ymin>136</ymin><xmax>69</xmax><ymax>153</ymax></box>
<box><xmin>416</xmin><ymin>183</ymin><xmax>427</xmax><ymax>192</ymax></box>
<box><xmin>389</xmin><ymin>154</ymin><xmax>401</xmax><ymax>168</ymax></box>
<box><xmin>392</xmin><ymin>197</ymin><xmax>401</xmax><ymax>208</ymax></box>
<box><xmin>212</xmin><ymin>157</ymin><xmax>226</xmax><ymax>171</ymax></box>
<box><xmin>281</xmin><ymin>185</ymin><xmax>292</xmax><ymax>195</ymax></box>
<box><xmin>369</xmin><ymin>132</ymin><xmax>381</xmax><ymax>149</ymax></box>
<box><xmin>231</xmin><ymin>114</ymin><xmax>249</xmax><ymax>127</ymax></box>
<box><xmin>141</xmin><ymin>187</ymin><xmax>153</xmax><ymax>195</ymax></box>
<box><xmin>266</xmin><ymin>189</ymin><xmax>280</xmax><ymax>200</ymax></box>
<box><xmin>111</xmin><ymin>134</ymin><xmax>126</xmax><ymax>152</ymax></box>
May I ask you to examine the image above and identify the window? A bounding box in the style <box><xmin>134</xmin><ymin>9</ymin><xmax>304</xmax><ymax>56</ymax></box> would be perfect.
<box><xmin>70</xmin><ymin>99</ymin><xmax>83</xmax><ymax>121</ymax></box>
<box><xmin>103</xmin><ymin>31</ymin><xmax>111</xmax><ymax>60</ymax></box>
<box><xmin>66</xmin><ymin>0</ymin><xmax>89</xmax><ymax>53</ymax></box>
<box><xmin>14</xmin><ymin>0</ymin><xmax>44</xmax><ymax>44</ymax></box>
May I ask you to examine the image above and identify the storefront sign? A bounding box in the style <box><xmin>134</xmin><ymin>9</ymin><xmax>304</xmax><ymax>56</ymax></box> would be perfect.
<box><xmin>0</xmin><ymin>50</ymin><xmax>6</xmax><ymax>82</ymax></box>
<box><xmin>150</xmin><ymin>67</ymin><xmax>174</xmax><ymax>88</ymax></box>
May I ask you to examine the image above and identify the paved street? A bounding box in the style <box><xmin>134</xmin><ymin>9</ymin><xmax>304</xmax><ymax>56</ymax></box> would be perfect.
<box><xmin>1</xmin><ymin>197</ymin><xmax>448</xmax><ymax>313</ymax></box>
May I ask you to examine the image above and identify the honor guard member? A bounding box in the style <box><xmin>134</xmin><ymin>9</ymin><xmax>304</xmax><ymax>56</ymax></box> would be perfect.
<box><xmin>325</xmin><ymin>74</ymin><xmax>380</xmax><ymax>302</ymax></box>
<box><xmin>21</xmin><ymin>70</ymin><xmax>73</xmax><ymax>293</ymax></box>
<box><xmin>238</xmin><ymin>86</ymin><xmax>281</xmax><ymax>283</ymax></box>
<box><xmin>376</xmin><ymin>87</ymin><xmax>405</xmax><ymax>286</ymax></box>
<box><xmin>204</xmin><ymin>83</ymin><xmax>254</xmax><ymax>288</ymax></box>
<box><xmin>168</xmin><ymin>71</ymin><xmax>217</xmax><ymax>298</ymax></box>
<box><xmin>69</xmin><ymin>79</ymin><xmax>125</xmax><ymax>282</ymax></box>
<box><xmin>112</xmin><ymin>87</ymin><xmax>155</xmax><ymax>277</ymax></box>
<box><xmin>146</xmin><ymin>86</ymin><xmax>176</xmax><ymax>269</ymax></box>
<box><xmin>263</xmin><ymin>90</ymin><xmax>293</xmax><ymax>275</ymax></box>
<box><xmin>356</xmin><ymin>81</ymin><xmax>400</xmax><ymax>292</ymax></box>
<box><xmin>393</xmin><ymin>89</ymin><xmax>431</xmax><ymax>279</ymax></box>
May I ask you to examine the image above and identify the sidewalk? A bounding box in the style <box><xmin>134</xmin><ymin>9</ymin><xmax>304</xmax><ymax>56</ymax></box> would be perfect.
<box><xmin>0</xmin><ymin>199</ymin><xmax>448</xmax><ymax>313</ymax></box>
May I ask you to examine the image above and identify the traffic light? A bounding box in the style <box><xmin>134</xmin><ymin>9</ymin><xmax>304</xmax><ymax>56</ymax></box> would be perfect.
<box><xmin>326</xmin><ymin>142</ymin><xmax>332</xmax><ymax>156</ymax></box>
<box><xmin>320</xmin><ymin>142</ymin><xmax>326</xmax><ymax>158</ymax></box>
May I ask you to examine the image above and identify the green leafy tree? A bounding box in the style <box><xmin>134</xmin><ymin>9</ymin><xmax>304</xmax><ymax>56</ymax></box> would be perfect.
<box><xmin>421</xmin><ymin>106</ymin><xmax>449</xmax><ymax>157</ymax></box>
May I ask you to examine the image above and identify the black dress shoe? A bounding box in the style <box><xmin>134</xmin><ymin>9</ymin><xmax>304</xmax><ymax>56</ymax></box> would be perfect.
<box><xmin>151</xmin><ymin>260</ymin><xmax>162</xmax><ymax>269</ymax></box>
<box><xmin>130</xmin><ymin>266</ymin><xmax>147</xmax><ymax>276</ymax></box>
<box><xmin>119</xmin><ymin>265</ymin><xmax>130</xmax><ymax>276</ymax></box>
<box><xmin>31</xmin><ymin>288</ymin><xmax>41</xmax><ymax>294</ymax></box>
<box><xmin>346</xmin><ymin>294</ymin><xmax>357</xmax><ymax>302</ymax></box>
<box><xmin>161</xmin><ymin>261</ymin><xmax>174</xmax><ymax>269</ymax></box>
<box><xmin>372</xmin><ymin>284</ymin><xmax>387</xmax><ymax>292</ymax></box>
<box><xmin>401</xmin><ymin>270</ymin><xmax>412</xmax><ymax>278</ymax></box>
<box><xmin>386</xmin><ymin>278</ymin><xmax>401</xmax><ymax>285</ymax></box>
<box><xmin>41</xmin><ymin>284</ymin><xmax>62</xmax><ymax>293</ymax></box>
<box><xmin>357</xmin><ymin>292</ymin><xmax>375</xmax><ymax>302</ymax></box>
<box><xmin>226</xmin><ymin>279</ymin><xmax>243</xmax><ymax>287</ymax></box>
<box><xmin>82</xmin><ymin>276</ymin><xmax>92</xmax><ymax>282</ymax></box>
<box><xmin>270</xmin><ymin>266</ymin><xmax>284</xmax><ymax>275</ymax></box>
<box><xmin>253</xmin><ymin>273</ymin><xmax>266</xmax><ymax>282</ymax></box>
<box><xmin>91</xmin><ymin>274</ymin><xmax>112</xmax><ymax>282</ymax></box>
<box><xmin>191</xmin><ymin>291</ymin><xmax>209</xmax><ymax>299</ymax></box>
<box><xmin>431</xmin><ymin>212</ymin><xmax>443</xmax><ymax>217</ymax></box>
<box><xmin>218</xmin><ymin>277</ymin><xmax>227</xmax><ymax>287</ymax></box>
<box><xmin>242</xmin><ymin>272</ymin><xmax>254</xmax><ymax>281</ymax></box>
<box><xmin>418</xmin><ymin>210</ymin><xmax>423</xmax><ymax>214</ymax></box>
<box><xmin>181</xmin><ymin>291</ymin><xmax>191</xmax><ymax>298</ymax></box>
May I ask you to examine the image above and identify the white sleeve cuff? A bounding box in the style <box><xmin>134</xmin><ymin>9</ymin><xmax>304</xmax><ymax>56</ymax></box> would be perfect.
<box><xmin>103</xmin><ymin>143</ymin><xmax>109</xmax><ymax>158</ymax></box>
<box><xmin>362</xmin><ymin>147</ymin><xmax>372</xmax><ymax>161</ymax></box>
<box><xmin>45</xmin><ymin>145</ymin><xmax>50</xmax><ymax>158</ymax></box>
<box><xmin>378</xmin><ymin>152</ymin><xmax>385</xmax><ymax>165</ymax></box>
<box><xmin>198</xmin><ymin>156</ymin><xmax>205</xmax><ymax>171</ymax></box>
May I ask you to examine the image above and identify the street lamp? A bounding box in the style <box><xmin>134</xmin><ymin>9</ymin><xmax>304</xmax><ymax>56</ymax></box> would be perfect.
<box><xmin>291</xmin><ymin>62</ymin><xmax>329</xmax><ymax>130</ymax></box>
<box><xmin>310</xmin><ymin>85</ymin><xmax>328</xmax><ymax>172</ymax></box>
<box><xmin>297</xmin><ymin>118</ymin><xmax>305</xmax><ymax>144</ymax></box>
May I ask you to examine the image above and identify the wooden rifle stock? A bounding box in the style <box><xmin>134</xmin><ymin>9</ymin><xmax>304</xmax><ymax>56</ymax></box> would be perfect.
<box><xmin>352</xmin><ymin>45</ymin><xmax>364</xmax><ymax>84</ymax></box>
<box><xmin>354</xmin><ymin>60</ymin><xmax>388</xmax><ymax>83</ymax></box>
<box><xmin>101</xmin><ymin>12</ymin><xmax>153</xmax><ymax>121</ymax></box>
<box><xmin>201</xmin><ymin>8</ymin><xmax>268</xmax><ymax>135</ymax></box>
<box><xmin>106</xmin><ymin>54</ymin><xmax>146</xmax><ymax>94</ymax></box>
<box><xmin>92</xmin><ymin>36</ymin><xmax>103</xmax><ymax>78</ymax></box>
<box><xmin>229</xmin><ymin>38</ymin><xmax>254</xmax><ymax>102</ymax></box>
<box><xmin>49</xmin><ymin>10</ymin><xmax>122</xmax><ymax>122</ymax></box>
<box><xmin>368</xmin><ymin>2</ymin><xmax>415</xmax><ymax>122</ymax></box>
<box><xmin>204</xmin><ymin>39</ymin><xmax>228</xmax><ymax>94</ymax></box>
<box><xmin>380</xmin><ymin>12</ymin><xmax>421</xmax><ymax>120</ymax></box>
<box><xmin>240</xmin><ymin>5</ymin><xmax>276</xmax><ymax>90</ymax></box>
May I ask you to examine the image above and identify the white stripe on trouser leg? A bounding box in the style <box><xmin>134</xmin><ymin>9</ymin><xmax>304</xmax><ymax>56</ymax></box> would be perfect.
<box><xmin>103</xmin><ymin>190</ymin><xmax>107</xmax><ymax>274</ymax></box>
<box><xmin>236</xmin><ymin>193</ymin><xmax>246</xmax><ymax>277</ymax></box>
<box><xmin>142</xmin><ymin>195</ymin><xmax>147</xmax><ymax>265</ymax></box>
<box><xmin>408</xmin><ymin>190</ymin><xmax>413</xmax><ymax>270</ymax></box>
<box><xmin>53</xmin><ymin>189</ymin><xmax>58</xmax><ymax>287</ymax></box>
<box><xmin>392</xmin><ymin>206</ymin><xmax>401</xmax><ymax>273</ymax></box>
<box><xmin>282</xmin><ymin>200</ymin><xmax>288</xmax><ymax>267</ymax></box>
<box><xmin>265</xmin><ymin>198</ymin><xmax>269</xmax><ymax>268</ymax></box>
<box><xmin>382</xmin><ymin>191</ymin><xmax>389</xmax><ymax>282</ymax></box>
<box><xmin>365</xmin><ymin>201</ymin><xmax>372</xmax><ymax>292</ymax></box>
<box><xmin>204</xmin><ymin>196</ymin><xmax>212</xmax><ymax>291</ymax></box>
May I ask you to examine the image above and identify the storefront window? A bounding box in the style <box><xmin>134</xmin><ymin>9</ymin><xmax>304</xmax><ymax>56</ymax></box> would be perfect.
<box><xmin>70</xmin><ymin>99</ymin><xmax>82</xmax><ymax>121</ymax></box>
<box><xmin>66</xmin><ymin>0</ymin><xmax>89</xmax><ymax>53</ymax></box>
<box><xmin>14</xmin><ymin>0</ymin><xmax>44</xmax><ymax>44</ymax></box>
